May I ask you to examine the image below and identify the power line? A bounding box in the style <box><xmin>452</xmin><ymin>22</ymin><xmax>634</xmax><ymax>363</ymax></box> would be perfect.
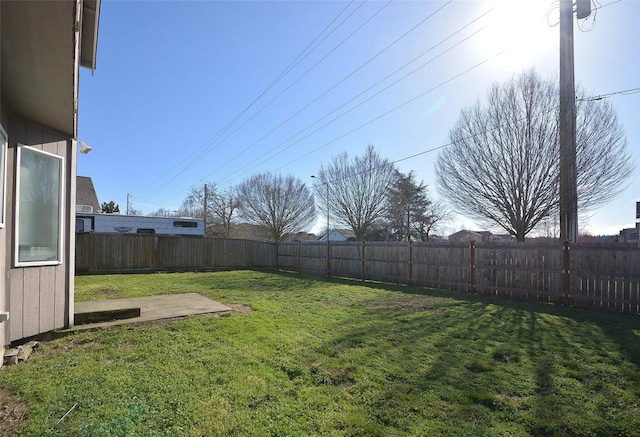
<box><xmin>272</xmin><ymin>85</ymin><xmax>628</xmax><ymax>189</ymax></box>
<box><xmin>216</xmin><ymin>21</ymin><xmax>493</xmax><ymax>186</ymax></box>
<box><xmin>162</xmin><ymin>0</ymin><xmax>395</xmax><ymax>192</ymax></box>
<box><xmin>577</xmin><ymin>86</ymin><xmax>640</xmax><ymax>101</ymax></box>
<box><xmin>309</xmin><ymin>106</ymin><xmax>562</xmax><ymax>188</ymax></box>
<box><xmin>144</xmin><ymin>3</ymin><xmax>562</xmax><ymax>209</ymax></box>
<box><xmin>150</xmin><ymin>6</ymin><xmax>517</xmax><ymax>208</ymax></box>
<box><xmin>148</xmin><ymin>1</ymin><xmax>467</xmax><ymax>205</ymax></box>
<box><xmin>195</xmin><ymin>1</ymin><xmax>460</xmax><ymax>186</ymax></box>
<box><xmin>210</xmin><ymin>7</ymin><xmax>505</xmax><ymax>184</ymax></box>
<box><xmin>136</xmin><ymin>1</ymin><xmax>386</xmax><ymax>201</ymax></box>
<box><xmin>272</xmin><ymin>50</ymin><xmax>510</xmax><ymax>173</ymax></box>
<box><xmin>133</xmin><ymin>0</ymin><xmax>362</xmax><ymax>199</ymax></box>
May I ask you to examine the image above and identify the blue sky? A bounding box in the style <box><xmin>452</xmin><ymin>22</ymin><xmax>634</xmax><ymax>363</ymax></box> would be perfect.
<box><xmin>78</xmin><ymin>0</ymin><xmax>639</xmax><ymax>236</ymax></box>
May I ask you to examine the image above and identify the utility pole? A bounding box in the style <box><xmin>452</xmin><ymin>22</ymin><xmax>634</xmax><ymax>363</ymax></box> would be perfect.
<box><xmin>126</xmin><ymin>193</ymin><xmax>132</xmax><ymax>215</ymax></box>
<box><xmin>559</xmin><ymin>0</ymin><xmax>580</xmax><ymax>242</ymax></box>
<box><xmin>203</xmin><ymin>184</ymin><xmax>208</xmax><ymax>233</ymax></box>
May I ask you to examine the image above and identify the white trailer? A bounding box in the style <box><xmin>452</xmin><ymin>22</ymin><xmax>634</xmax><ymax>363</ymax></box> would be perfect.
<box><xmin>75</xmin><ymin>213</ymin><xmax>204</xmax><ymax>236</ymax></box>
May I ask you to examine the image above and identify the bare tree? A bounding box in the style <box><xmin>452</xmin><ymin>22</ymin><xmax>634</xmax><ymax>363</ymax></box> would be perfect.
<box><xmin>237</xmin><ymin>173</ymin><xmax>316</xmax><ymax>242</ymax></box>
<box><xmin>148</xmin><ymin>207</ymin><xmax>177</xmax><ymax>217</ymax></box>
<box><xmin>209</xmin><ymin>185</ymin><xmax>239</xmax><ymax>238</ymax></box>
<box><xmin>436</xmin><ymin>70</ymin><xmax>632</xmax><ymax>242</ymax></box>
<box><xmin>179</xmin><ymin>183</ymin><xmax>239</xmax><ymax>237</ymax></box>
<box><xmin>316</xmin><ymin>144</ymin><xmax>396</xmax><ymax>240</ymax></box>
<box><xmin>413</xmin><ymin>199</ymin><xmax>450</xmax><ymax>241</ymax></box>
<box><xmin>179</xmin><ymin>186</ymin><xmax>205</xmax><ymax>219</ymax></box>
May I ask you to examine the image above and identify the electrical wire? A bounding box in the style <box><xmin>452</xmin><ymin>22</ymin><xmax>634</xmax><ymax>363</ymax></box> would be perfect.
<box><xmin>214</xmin><ymin>21</ymin><xmax>493</xmax><ymax>187</ymax></box>
<box><xmin>145</xmin><ymin>3</ymin><xmax>618</xmax><ymax>211</ymax></box>
<box><xmin>149</xmin><ymin>41</ymin><xmax>509</xmax><ymax>210</ymax></box>
<box><xmin>294</xmin><ymin>84</ymin><xmax>637</xmax><ymax>188</ymax></box>
<box><xmin>145</xmin><ymin>79</ymin><xmax>624</xmax><ymax>212</ymax></box>
<box><xmin>307</xmin><ymin>105</ymin><xmax>562</xmax><ymax>188</ymax></box>
<box><xmin>133</xmin><ymin>0</ymin><xmax>362</xmax><ymax>198</ymax></box>
<box><xmin>194</xmin><ymin>1</ymin><xmax>464</xmax><ymax>186</ymax></box>
<box><xmin>148</xmin><ymin>8</ymin><xmax>527</xmax><ymax>208</ymax></box>
<box><xmin>577</xmin><ymin>87</ymin><xmax>640</xmax><ymax>101</ymax></box>
<box><xmin>157</xmin><ymin>0</ymin><xmax>396</xmax><ymax>194</ymax></box>
<box><xmin>144</xmin><ymin>2</ymin><xmax>468</xmax><ymax>206</ymax></box>
<box><xmin>272</xmin><ymin>50</ymin><xmax>510</xmax><ymax>173</ymax></box>
<box><xmin>136</xmin><ymin>0</ymin><xmax>386</xmax><ymax>201</ymax></box>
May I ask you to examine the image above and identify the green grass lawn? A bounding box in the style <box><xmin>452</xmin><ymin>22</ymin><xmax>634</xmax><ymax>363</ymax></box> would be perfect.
<box><xmin>2</xmin><ymin>270</ymin><xmax>639</xmax><ymax>436</ymax></box>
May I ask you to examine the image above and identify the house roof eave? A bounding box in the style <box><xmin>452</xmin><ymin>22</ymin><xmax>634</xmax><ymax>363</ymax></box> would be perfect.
<box><xmin>1</xmin><ymin>0</ymin><xmax>100</xmax><ymax>137</ymax></box>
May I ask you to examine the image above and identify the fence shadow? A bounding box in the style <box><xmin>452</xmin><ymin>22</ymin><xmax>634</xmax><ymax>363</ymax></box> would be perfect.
<box><xmin>291</xmin><ymin>269</ymin><xmax>639</xmax><ymax>433</ymax></box>
<box><xmin>270</xmin><ymin>270</ymin><xmax>640</xmax><ymax>371</ymax></box>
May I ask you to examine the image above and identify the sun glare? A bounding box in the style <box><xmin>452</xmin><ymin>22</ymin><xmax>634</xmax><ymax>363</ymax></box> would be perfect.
<box><xmin>478</xmin><ymin>0</ymin><xmax>558</xmax><ymax>69</ymax></box>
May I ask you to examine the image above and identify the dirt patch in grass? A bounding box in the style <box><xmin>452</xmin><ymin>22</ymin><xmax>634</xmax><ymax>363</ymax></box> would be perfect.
<box><xmin>225</xmin><ymin>303</ymin><xmax>252</xmax><ymax>313</ymax></box>
<box><xmin>311</xmin><ymin>365</ymin><xmax>355</xmax><ymax>388</ymax></box>
<box><xmin>0</xmin><ymin>387</ymin><xmax>28</xmax><ymax>436</ymax></box>
<box><xmin>98</xmin><ymin>289</ymin><xmax>122</xmax><ymax>298</ymax></box>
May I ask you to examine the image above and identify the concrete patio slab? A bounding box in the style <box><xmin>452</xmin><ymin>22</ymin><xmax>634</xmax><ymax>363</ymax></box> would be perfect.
<box><xmin>64</xmin><ymin>293</ymin><xmax>232</xmax><ymax>332</ymax></box>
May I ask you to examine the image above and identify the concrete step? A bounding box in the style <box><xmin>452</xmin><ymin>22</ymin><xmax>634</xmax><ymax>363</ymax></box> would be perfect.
<box><xmin>75</xmin><ymin>307</ymin><xmax>141</xmax><ymax>325</ymax></box>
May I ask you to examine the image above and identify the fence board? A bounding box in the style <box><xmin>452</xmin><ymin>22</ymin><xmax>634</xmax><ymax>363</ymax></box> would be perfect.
<box><xmin>363</xmin><ymin>242</ymin><xmax>410</xmax><ymax>283</ymax></box>
<box><xmin>158</xmin><ymin>236</ymin><xmax>204</xmax><ymax>270</ymax></box>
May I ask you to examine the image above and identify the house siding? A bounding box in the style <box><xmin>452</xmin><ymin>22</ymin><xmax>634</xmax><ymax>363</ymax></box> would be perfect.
<box><xmin>5</xmin><ymin>116</ymin><xmax>72</xmax><ymax>342</ymax></box>
<box><xmin>0</xmin><ymin>2</ymin><xmax>6</xmax><ymax>349</ymax></box>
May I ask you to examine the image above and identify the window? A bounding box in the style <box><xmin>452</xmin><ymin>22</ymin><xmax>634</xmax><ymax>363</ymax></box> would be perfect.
<box><xmin>0</xmin><ymin>125</ymin><xmax>7</xmax><ymax>227</ymax></box>
<box><xmin>16</xmin><ymin>146</ymin><xmax>64</xmax><ymax>266</ymax></box>
<box><xmin>137</xmin><ymin>228</ymin><xmax>155</xmax><ymax>234</ymax></box>
<box><xmin>173</xmin><ymin>220</ymin><xmax>197</xmax><ymax>228</ymax></box>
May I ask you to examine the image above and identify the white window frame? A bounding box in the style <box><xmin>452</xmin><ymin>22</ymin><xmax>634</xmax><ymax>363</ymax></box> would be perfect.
<box><xmin>15</xmin><ymin>145</ymin><xmax>65</xmax><ymax>267</ymax></box>
<box><xmin>0</xmin><ymin>124</ymin><xmax>7</xmax><ymax>228</ymax></box>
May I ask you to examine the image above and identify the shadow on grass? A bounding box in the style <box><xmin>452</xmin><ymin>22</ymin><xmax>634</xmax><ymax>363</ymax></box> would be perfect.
<box><xmin>268</xmin><ymin>270</ymin><xmax>640</xmax><ymax>435</ymax></box>
<box><xmin>274</xmin><ymin>270</ymin><xmax>640</xmax><ymax>366</ymax></box>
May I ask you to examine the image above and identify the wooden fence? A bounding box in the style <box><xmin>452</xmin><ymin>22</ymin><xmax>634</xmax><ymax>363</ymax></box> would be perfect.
<box><xmin>75</xmin><ymin>233</ymin><xmax>277</xmax><ymax>273</ymax></box>
<box><xmin>75</xmin><ymin>234</ymin><xmax>640</xmax><ymax>314</ymax></box>
<box><xmin>278</xmin><ymin>240</ymin><xmax>640</xmax><ymax>314</ymax></box>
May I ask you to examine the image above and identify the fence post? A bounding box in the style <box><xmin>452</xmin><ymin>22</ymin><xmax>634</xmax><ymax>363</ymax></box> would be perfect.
<box><xmin>327</xmin><ymin>240</ymin><xmax>331</xmax><ymax>277</ymax></box>
<box><xmin>153</xmin><ymin>236</ymin><xmax>158</xmax><ymax>271</ymax></box>
<box><xmin>276</xmin><ymin>242</ymin><xmax>280</xmax><ymax>271</ymax></box>
<box><xmin>409</xmin><ymin>240</ymin><xmax>413</xmax><ymax>285</ymax></box>
<box><xmin>88</xmin><ymin>232</ymin><xmax>95</xmax><ymax>272</ymax></box>
<box><xmin>297</xmin><ymin>241</ymin><xmax>301</xmax><ymax>273</ymax></box>
<box><xmin>361</xmin><ymin>240</ymin><xmax>366</xmax><ymax>280</ymax></box>
<box><xmin>470</xmin><ymin>241</ymin><xmax>476</xmax><ymax>293</ymax></box>
<box><xmin>202</xmin><ymin>236</ymin><xmax>207</xmax><ymax>270</ymax></box>
<box><xmin>563</xmin><ymin>241</ymin><xmax>570</xmax><ymax>306</ymax></box>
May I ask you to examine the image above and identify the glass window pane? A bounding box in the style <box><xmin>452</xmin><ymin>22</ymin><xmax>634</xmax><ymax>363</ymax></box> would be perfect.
<box><xmin>17</xmin><ymin>147</ymin><xmax>63</xmax><ymax>264</ymax></box>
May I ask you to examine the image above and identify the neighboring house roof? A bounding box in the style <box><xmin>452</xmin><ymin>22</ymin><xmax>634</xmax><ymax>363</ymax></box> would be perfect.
<box><xmin>449</xmin><ymin>230</ymin><xmax>517</xmax><ymax>243</ymax></box>
<box><xmin>76</xmin><ymin>176</ymin><xmax>101</xmax><ymax>213</ymax></box>
<box><xmin>490</xmin><ymin>234</ymin><xmax>517</xmax><ymax>243</ymax></box>
<box><xmin>448</xmin><ymin>230</ymin><xmax>485</xmax><ymax>243</ymax></box>
<box><xmin>288</xmin><ymin>232</ymin><xmax>318</xmax><ymax>243</ymax></box>
<box><xmin>619</xmin><ymin>227</ymin><xmax>639</xmax><ymax>243</ymax></box>
<box><xmin>319</xmin><ymin>229</ymin><xmax>357</xmax><ymax>241</ymax></box>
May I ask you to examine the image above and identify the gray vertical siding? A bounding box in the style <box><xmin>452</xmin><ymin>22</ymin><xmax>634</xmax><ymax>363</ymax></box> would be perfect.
<box><xmin>6</xmin><ymin>116</ymin><xmax>71</xmax><ymax>341</ymax></box>
<box><xmin>0</xmin><ymin>3</ymin><xmax>6</xmax><ymax>348</ymax></box>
